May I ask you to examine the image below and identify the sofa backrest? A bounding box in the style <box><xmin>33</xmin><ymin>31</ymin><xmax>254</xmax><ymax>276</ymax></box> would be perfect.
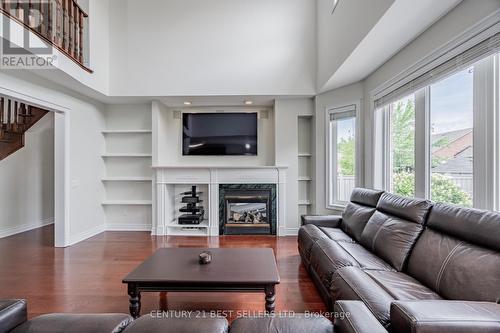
<box><xmin>407</xmin><ymin>203</ymin><xmax>500</xmax><ymax>303</ymax></box>
<box><xmin>340</xmin><ymin>188</ymin><xmax>384</xmax><ymax>242</ymax></box>
<box><xmin>360</xmin><ymin>192</ymin><xmax>432</xmax><ymax>271</ymax></box>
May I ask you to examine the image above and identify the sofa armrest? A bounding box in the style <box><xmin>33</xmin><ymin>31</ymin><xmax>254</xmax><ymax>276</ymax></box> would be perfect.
<box><xmin>391</xmin><ymin>301</ymin><xmax>500</xmax><ymax>333</ymax></box>
<box><xmin>0</xmin><ymin>299</ymin><xmax>27</xmax><ymax>332</ymax></box>
<box><xmin>334</xmin><ymin>301</ymin><xmax>388</xmax><ymax>333</ymax></box>
<box><xmin>301</xmin><ymin>215</ymin><xmax>342</xmax><ymax>228</ymax></box>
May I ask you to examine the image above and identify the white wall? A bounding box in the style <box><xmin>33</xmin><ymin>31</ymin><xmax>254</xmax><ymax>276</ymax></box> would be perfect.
<box><xmin>109</xmin><ymin>0</ymin><xmax>315</xmax><ymax>96</ymax></box>
<box><xmin>316</xmin><ymin>0</ymin><xmax>394</xmax><ymax>91</ymax></box>
<box><xmin>313</xmin><ymin>82</ymin><xmax>364</xmax><ymax>215</ymax></box>
<box><xmin>362</xmin><ymin>0</ymin><xmax>500</xmax><ymax>188</ymax></box>
<box><xmin>275</xmin><ymin>98</ymin><xmax>314</xmax><ymax>231</ymax></box>
<box><xmin>154</xmin><ymin>105</ymin><xmax>275</xmax><ymax>167</ymax></box>
<box><xmin>0</xmin><ymin>71</ymin><xmax>106</xmax><ymax>246</ymax></box>
<box><xmin>0</xmin><ymin>113</ymin><xmax>55</xmax><ymax>237</ymax></box>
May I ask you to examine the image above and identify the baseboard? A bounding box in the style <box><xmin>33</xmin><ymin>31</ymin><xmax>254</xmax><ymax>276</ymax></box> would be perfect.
<box><xmin>105</xmin><ymin>223</ymin><xmax>152</xmax><ymax>232</ymax></box>
<box><xmin>284</xmin><ymin>227</ymin><xmax>300</xmax><ymax>236</ymax></box>
<box><xmin>67</xmin><ymin>223</ymin><xmax>106</xmax><ymax>246</ymax></box>
<box><xmin>0</xmin><ymin>218</ymin><xmax>54</xmax><ymax>239</ymax></box>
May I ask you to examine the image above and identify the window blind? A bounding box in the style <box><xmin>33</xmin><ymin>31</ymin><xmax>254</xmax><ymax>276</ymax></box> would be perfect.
<box><xmin>374</xmin><ymin>32</ymin><xmax>500</xmax><ymax>109</ymax></box>
<box><xmin>329</xmin><ymin>105</ymin><xmax>356</xmax><ymax>121</ymax></box>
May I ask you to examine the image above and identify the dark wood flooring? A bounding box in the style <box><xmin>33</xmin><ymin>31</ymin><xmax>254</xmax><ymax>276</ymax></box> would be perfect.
<box><xmin>0</xmin><ymin>225</ymin><xmax>326</xmax><ymax>321</ymax></box>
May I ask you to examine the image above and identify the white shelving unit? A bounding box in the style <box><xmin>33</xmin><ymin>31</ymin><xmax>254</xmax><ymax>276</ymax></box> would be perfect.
<box><xmin>298</xmin><ymin>116</ymin><xmax>313</xmax><ymax>218</ymax></box>
<box><xmin>102</xmin><ymin>106</ymin><xmax>153</xmax><ymax>230</ymax></box>
<box><xmin>163</xmin><ymin>183</ymin><xmax>210</xmax><ymax>236</ymax></box>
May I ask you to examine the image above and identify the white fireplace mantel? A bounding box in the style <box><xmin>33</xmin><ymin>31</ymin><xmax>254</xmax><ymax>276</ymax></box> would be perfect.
<box><xmin>153</xmin><ymin>166</ymin><xmax>288</xmax><ymax>236</ymax></box>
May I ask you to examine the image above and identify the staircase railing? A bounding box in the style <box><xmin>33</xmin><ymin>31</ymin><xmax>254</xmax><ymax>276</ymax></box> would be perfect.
<box><xmin>0</xmin><ymin>0</ymin><xmax>91</xmax><ymax>72</ymax></box>
<box><xmin>0</xmin><ymin>97</ymin><xmax>49</xmax><ymax>160</ymax></box>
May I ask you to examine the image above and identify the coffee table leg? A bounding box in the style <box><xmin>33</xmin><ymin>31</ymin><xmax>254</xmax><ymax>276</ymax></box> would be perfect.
<box><xmin>128</xmin><ymin>284</ymin><xmax>141</xmax><ymax>319</ymax></box>
<box><xmin>265</xmin><ymin>285</ymin><xmax>276</xmax><ymax>313</ymax></box>
<box><xmin>159</xmin><ymin>292</ymin><xmax>168</xmax><ymax>311</ymax></box>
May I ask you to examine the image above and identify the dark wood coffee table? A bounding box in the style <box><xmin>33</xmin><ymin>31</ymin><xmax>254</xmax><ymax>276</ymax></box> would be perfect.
<box><xmin>122</xmin><ymin>248</ymin><xmax>280</xmax><ymax>318</ymax></box>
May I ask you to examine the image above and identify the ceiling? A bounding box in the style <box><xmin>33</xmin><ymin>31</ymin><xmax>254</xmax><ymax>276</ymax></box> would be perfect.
<box><xmin>28</xmin><ymin>0</ymin><xmax>465</xmax><ymax>105</ymax></box>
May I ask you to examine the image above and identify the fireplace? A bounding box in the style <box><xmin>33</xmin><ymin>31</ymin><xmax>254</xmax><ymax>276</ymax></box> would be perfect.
<box><xmin>219</xmin><ymin>184</ymin><xmax>277</xmax><ymax>235</ymax></box>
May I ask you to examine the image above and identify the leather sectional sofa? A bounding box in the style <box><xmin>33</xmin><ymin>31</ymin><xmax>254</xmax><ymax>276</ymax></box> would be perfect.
<box><xmin>0</xmin><ymin>299</ymin><xmax>334</xmax><ymax>333</ymax></box>
<box><xmin>299</xmin><ymin>188</ymin><xmax>500</xmax><ymax>332</ymax></box>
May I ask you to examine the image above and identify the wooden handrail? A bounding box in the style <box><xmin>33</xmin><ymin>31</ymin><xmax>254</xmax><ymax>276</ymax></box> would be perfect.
<box><xmin>0</xmin><ymin>0</ymin><xmax>92</xmax><ymax>72</ymax></box>
<box><xmin>0</xmin><ymin>96</ymin><xmax>49</xmax><ymax>160</ymax></box>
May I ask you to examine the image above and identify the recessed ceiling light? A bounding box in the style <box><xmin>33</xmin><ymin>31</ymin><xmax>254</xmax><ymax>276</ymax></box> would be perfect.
<box><xmin>183</xmin><ymin>101</ymin><xmax>192</xmax><ymax>106</ymax></box>
<box><xmin>244</xmin><ymin>100</ymin><xmax>253</xmax><ymax>105</ymax></box>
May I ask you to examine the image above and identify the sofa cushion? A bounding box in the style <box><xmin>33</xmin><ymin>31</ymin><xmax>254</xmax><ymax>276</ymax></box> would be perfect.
<box><xmin>349</xmin><ymin>188</ymin><xmax>384</xmax><ymax>207</ymax></box>
<box><xmin>319</xmin><ymin>227</ymin><xmax>355</xmax><ymax>243</ymax></box>
<box><xmin>230</xmin><ymin>315</ymin><xmax>333</xmax><ymax>333</ymax></box>
<box><xmin>426</xmin><ymin>203</ymin><xmax>500</xmax><ymax>252</ymax></box>
<box><xmin>301</xmin><ymin>215</ymin><xmax>342</xmax><ymax>228</ymax></box>
<box><xmin>334</xmin><ymin>301</ymin><xmax>388</xmax><ymax>333</ymax></box>
<box><xmin>0</xmin><ymin>299</ymin><xmax>27</xmax><ymax>333</ymax></box>
<box><xmin>123</xmin><ymin>316</ymin><xmax>228</xmax><ymax>333</ymax></box>
<box><xmin>310</xmin><ymin>239</ymin><xmax>394</xmax><ymax>289</ymax></box>
<box><xmin>331</xmin><ymin>267</ymin><xmax>441</xmax><ymax>328</ymax></box>
<box><xmin>340</xmin><ymin>203</ymin><xmax>377</xmax><ymax>242</ymax></box>
<box><xmin>298</xmin><ymin>224</ymin><xmax>331</xmax><ymax>265</ymax></box>
<box><xmin>390</xmin><ymin>300</ymin><xmax>500</xmax><ymax>333</ymax></box>
<box><xmin>12</xmin><ymin>314</ymin><xmax>133</xmax><ymax>333</ymax></box>
<box><xmin>376</xmin><ymin>192</ymin><xmax>432</xmax><ymax>225</ymax></box>
<box><xmin>407</xmin><ymin>228</ymin><xmax>500</xmax><ymax>303</ymax></box>
<box><xmin>359</xmin><ymin>193</ymin><xmax>432</xmax><ymax>271</ymax></box>
<box><xmin>360</xmin><ymin>211</ymin><xmax>425</xmax><ymax>271</ymax></box>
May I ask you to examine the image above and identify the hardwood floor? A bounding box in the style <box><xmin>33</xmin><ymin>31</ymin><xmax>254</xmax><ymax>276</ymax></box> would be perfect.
<box><xmin>0</xmin><ymin>225</ymin><xmax>326</xmax><ymax>321</ymax></box>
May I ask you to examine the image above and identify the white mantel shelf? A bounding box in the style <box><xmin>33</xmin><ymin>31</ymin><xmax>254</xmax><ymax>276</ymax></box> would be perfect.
<box><xmin>153</xmin><ymin>166</ymin><xmax>289</xmax><ymax>237</ymax></box>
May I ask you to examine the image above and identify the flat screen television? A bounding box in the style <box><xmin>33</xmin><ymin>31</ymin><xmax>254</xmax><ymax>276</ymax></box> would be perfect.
<box><xmin>182</xmin><ymin>113</ymin><xmax>258</xmax><ymax>156</ymax></box>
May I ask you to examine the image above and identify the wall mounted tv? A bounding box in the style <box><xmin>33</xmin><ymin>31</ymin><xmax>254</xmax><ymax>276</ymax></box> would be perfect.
<box><xmin>182</xmin><ymin>112</ymin><xmax>258</xmax><ymax>156</ymax></box>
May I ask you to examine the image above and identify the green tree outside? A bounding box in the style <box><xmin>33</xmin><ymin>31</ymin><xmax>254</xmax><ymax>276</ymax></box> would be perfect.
<box><xmin>388</xmin><ymin>99</ymin><xmax>472</xmax><ymax>206</ymax></box>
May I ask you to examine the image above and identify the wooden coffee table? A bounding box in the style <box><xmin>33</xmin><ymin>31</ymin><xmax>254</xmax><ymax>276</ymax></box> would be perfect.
<box><xmin>122</xmin><ymin>248</ymin><xmax>280</xmax><ymax>318</ymax></box>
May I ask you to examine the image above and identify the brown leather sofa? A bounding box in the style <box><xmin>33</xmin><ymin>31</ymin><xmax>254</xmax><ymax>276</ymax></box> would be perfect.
<box><xmin>299</xmin><ymin>188</ymin><xmax>500</xmax><ymax>332</ymax></box>
<box><xmin>0</xmin><ymin>299</ymin><xmax>334</xmax><ymax>333</ymax></box>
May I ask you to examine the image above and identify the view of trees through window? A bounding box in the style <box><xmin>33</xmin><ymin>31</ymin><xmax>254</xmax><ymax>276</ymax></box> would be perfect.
<box><xmin>389</xmin><ymin>95</ymin><xmax>416</xmax><ymax>197</ymax></box>
<box><xmin>430</xmin><ymin>67</ymin><xmax>473</xmax><ymax>207</ymax></box>
<box><xmin>336</xmin><ymin>116</ymin><xmax>356</xmax><ymax>202</ymax></box>
<box><xmin>386</xmin><ymin>69</ymin><xmax>473</xmax><ymax>206</ymax></box>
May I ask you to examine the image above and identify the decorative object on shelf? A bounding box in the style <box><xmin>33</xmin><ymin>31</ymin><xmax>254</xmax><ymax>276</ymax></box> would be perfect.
<box><xmin>178</xmin><ymin>186</ymin><xmax>205</xmax><ymax>225</ymax></box>
<box><xmin>198</xmin><ymin>251</ymin><xmax>212</xmax><ymax>265</ymax></box>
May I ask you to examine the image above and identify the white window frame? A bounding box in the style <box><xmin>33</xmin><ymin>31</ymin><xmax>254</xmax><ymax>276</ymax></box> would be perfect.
<box><xmin>374</xmin><ymin>54</ymin><xmax>499</xmax><ymax>210</ymax></box>
<box><xmin>326</xmin><ymin>102</ymin><xmax>360</xmax><ymax>210</ymax></box>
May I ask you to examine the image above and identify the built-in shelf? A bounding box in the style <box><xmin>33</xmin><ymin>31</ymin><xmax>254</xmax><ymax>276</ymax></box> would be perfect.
<box><xmin>101</xmin><ymin>153</ymin><xmax>152</xmax><ymax>158</ymax></box>
<box><xmin>102</xmin><ymin>177</ymin><xmax>152</xmax><ymax>182</ymax></box>
<box><xmin>101</xmin><ymin>130</ymin><xmax>152</xmax><ymax>134</ymax></box>
<box><xmin>102</xmin><ymin>200</ymin><xmax>152</xmax><ymax>206</ymax></box>
<box><xmin>298</xmin><ymin>116</ymin><xmax>313</xmax><ymax>217</ymax></box>
<box><xmin>168</xmin><ymin>220</ymin><xmax>209</xmax><ymax>229</ymax></box>
<box><xmin>298</xmin><ymin>177</ymin><xmax>312</xmax><ymax>181</ymax></box>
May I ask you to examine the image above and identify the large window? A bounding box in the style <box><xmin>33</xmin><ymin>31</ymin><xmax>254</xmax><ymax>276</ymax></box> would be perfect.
<box><xmin>430</xmin><ymin>68</ymin><xmax>474</xmax><ymax>207</ymax></box>
<box><xmin>388</xmin><ymin>95</ymin><xmax>416</xmax><ymax>197</ymax></box>
<box><xmin>375</xmin><ymin>51</ymin><xmax>499</xmax><ymax>210</ymax></box>
<box><xmin>328</xmin><ymin>105</ymin><xmax>357</xmax><ymax>207</ymax></box>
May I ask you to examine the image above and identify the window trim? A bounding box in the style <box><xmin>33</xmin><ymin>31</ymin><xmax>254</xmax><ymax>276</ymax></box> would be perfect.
<box><xmin>374</xmin><ymin>55</ymin><xmax>498</xmax><ymax>210</ymax></box>
<box><xmin>326</xmin><ymin>102</ymin><xmax>361</xmax><ymax>210</ymax></box>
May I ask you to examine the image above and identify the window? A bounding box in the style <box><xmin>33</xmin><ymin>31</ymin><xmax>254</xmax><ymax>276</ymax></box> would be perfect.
<box><xmin>375</xmin><ymin>51</ymin><xmax>499</xmax><ymax>209</ymax></box>
<box><xmin>328</xmin><ymin>105</ymin><xmax>357</xmax><ymax>207</ymax></box>
<box><xmin>430</xmin><ymin>68</ymin><xmax>474</xmax><ymax>207</ymax></box>
<box><xmin>388</xmin><ymin>94</ymin><xmax>416</xmax><ymax>197</ymax></box>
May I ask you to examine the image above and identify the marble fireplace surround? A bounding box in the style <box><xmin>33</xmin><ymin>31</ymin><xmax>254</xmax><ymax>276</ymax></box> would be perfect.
<box><xmin>219</xmin><ymin>184</ymin><xmax>277</xmax><ymax>235</ymax></box>
<box><xmin>153</xmin><ymin>166</ymin><xmax>287</xmax><ymax>236</ymax></box>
